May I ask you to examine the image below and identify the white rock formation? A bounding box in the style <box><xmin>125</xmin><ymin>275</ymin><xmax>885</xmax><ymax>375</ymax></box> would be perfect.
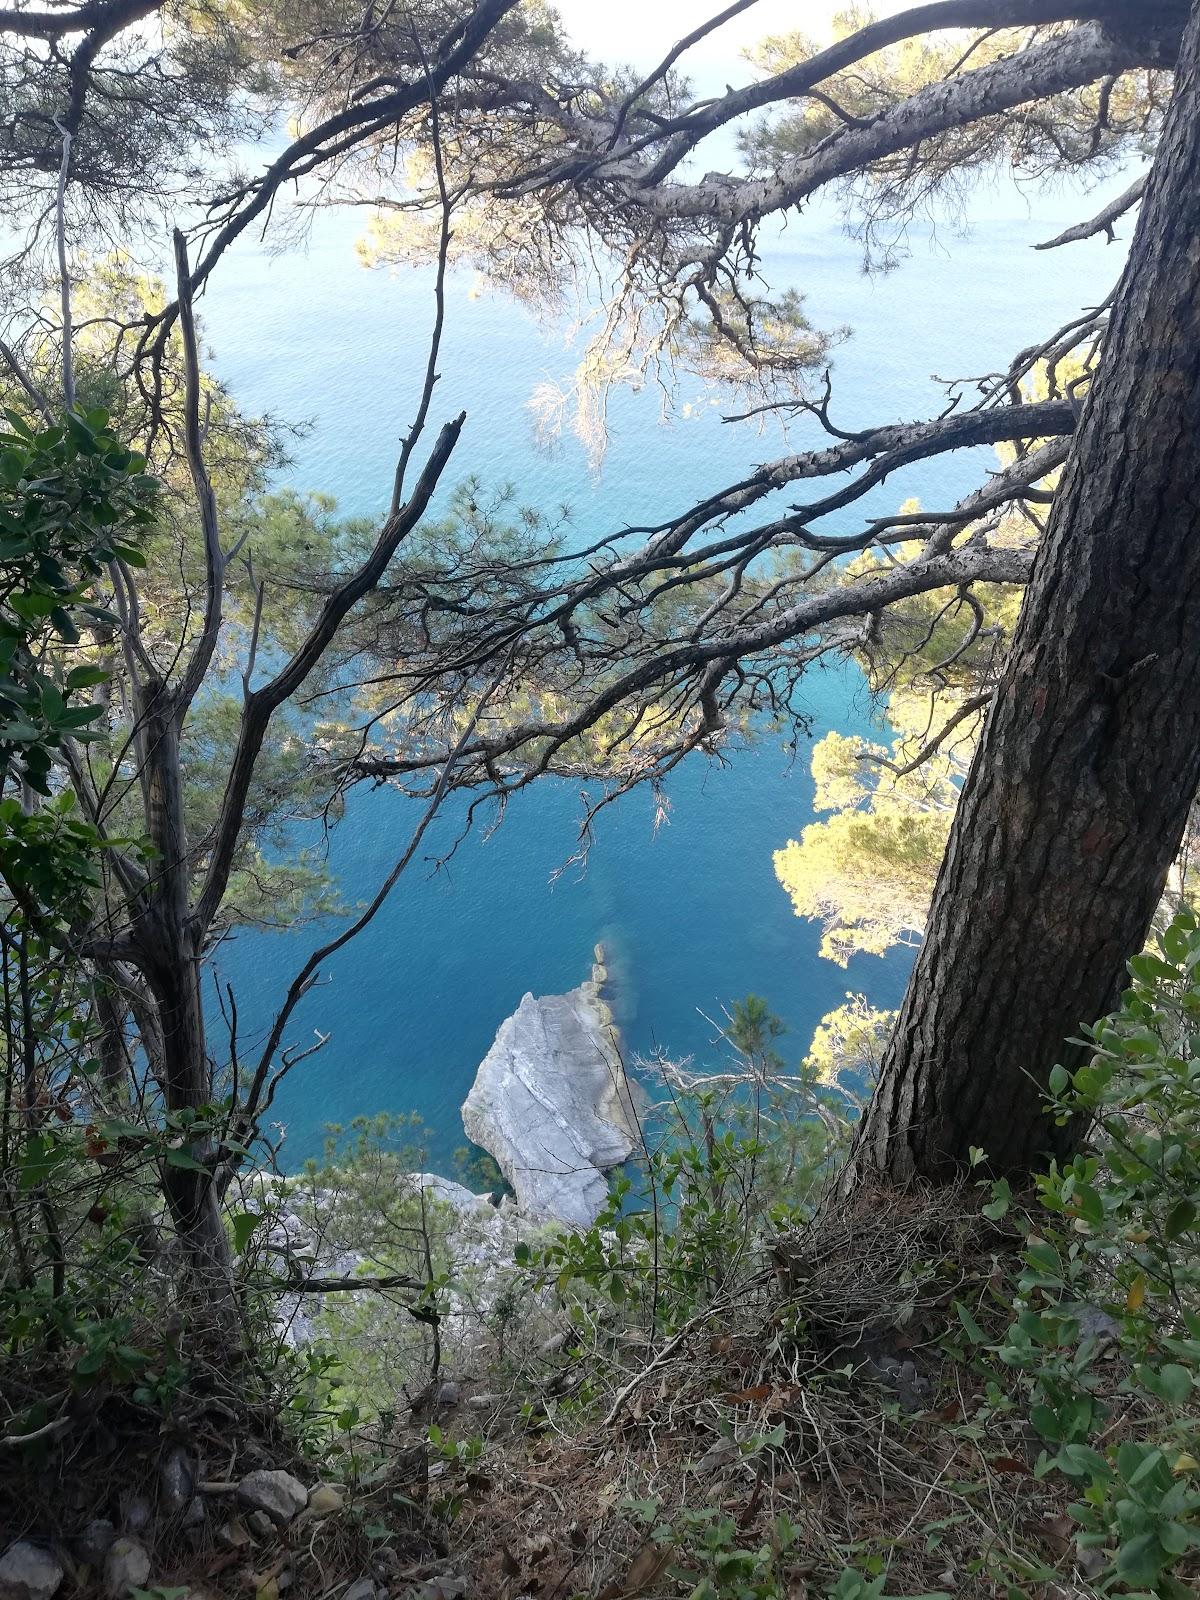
<box><xmin>461</xmin><ymin>954</ymin><xmax>639</xmax><ymax>1226</ymax></box>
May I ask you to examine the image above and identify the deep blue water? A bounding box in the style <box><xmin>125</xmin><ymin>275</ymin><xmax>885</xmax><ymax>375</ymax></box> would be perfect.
<box><xmin>198</xmin><ymin>176</ymin><xmax>1132</xmax><ymax>1168</ymax></box>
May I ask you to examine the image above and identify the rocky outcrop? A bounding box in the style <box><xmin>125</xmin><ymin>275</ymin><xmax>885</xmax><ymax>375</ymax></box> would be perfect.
<box><xmin>461</xmin><ymin>951</ymin><xmax>640</xmax><ymax>1226</ymax></box>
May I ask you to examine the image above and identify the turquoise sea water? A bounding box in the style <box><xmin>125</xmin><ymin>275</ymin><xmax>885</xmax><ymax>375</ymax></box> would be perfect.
<box><xmin>199</xmin><ymin>177</ymin><xmax>1130</xmax><ymax>1170</ymax></box>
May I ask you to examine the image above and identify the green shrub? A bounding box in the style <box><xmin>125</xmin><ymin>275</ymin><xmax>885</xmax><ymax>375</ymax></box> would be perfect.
<box><xmin>989</xmin><ymin>910</ymin><xmax>1200</xmax><ymax>1596</ymax></box>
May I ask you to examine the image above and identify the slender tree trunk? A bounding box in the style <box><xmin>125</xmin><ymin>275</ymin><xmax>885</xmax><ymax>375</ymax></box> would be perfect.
<box><xmin>134</xmin><ymin>678</ymin><xmax>239</xmax><ymax>1340</ymax></box>
<box><xmin>850</xmin><ymin>0</ymin><xmax>1200</xmax><ymax>1184</ymax></box>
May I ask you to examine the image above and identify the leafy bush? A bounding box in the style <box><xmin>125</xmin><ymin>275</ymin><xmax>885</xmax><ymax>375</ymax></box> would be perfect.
<box><xmin>988</xmin><ymin>911</ymin><xmax>1200</xmax><ymax>1596</ymax></box>
<box><xmin>515</xmin><ymin>1000</ymin><xmax>856</xmax><ymax>1343</ymax></box>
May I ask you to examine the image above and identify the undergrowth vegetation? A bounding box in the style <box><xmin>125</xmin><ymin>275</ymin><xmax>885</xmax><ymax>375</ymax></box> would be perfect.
<box><xmin>377</xmin><ymin>930</ymin><xmax>1200</xmax><ymax>1600</ymax></box>
<box><xmin>66</xmin><ymin>940</ymin><xmax>1186</xmax><ymax>1600</ymax></box>
<box><xmin>3</xmin><ymin>900</ymin><xmax>1200</xmax><ymax>1597</ymax></box>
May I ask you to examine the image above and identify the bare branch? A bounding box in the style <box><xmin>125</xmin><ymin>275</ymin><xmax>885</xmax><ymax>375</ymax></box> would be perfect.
<box><xmin>862</xmin><ymin>691</ymin><xmax>993</xmax><ymax>777</ymax></box>
<box><xmin>172</xmin><ymin>228</ymin><xmax>226</xmax><ymax>719</ymax></box>
<box><xmin>53</xmin><ymin>122</ymin><xmax>74</xmax><ymax>407</ymax></box>
<box><xmin>1034</xmin><ymin>171</ymin><xmax>1147</xmax><ymax>246</ymax></box>
<box><xmin>0</xmin><ymin>340</ymin><xmax>54</xmax><ymax>422</ymax></box>
<box><xmin>140</xmin><ymin>0</ymin><xmax>521</xmax><ymax>371</ymax></box>
<box><xmin>233</xmin><ymin>660</ymin><xmax>507</xmax><ymax>1147</ymax></box>
<box><xmin>194</xmin><ymin>413</ymin><xmax>466</xmax><ymax>934</ymax></box>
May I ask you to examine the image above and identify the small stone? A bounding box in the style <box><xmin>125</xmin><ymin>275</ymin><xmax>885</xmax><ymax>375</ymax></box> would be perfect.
<box><xmin>1077</xmin><ymin>1304</ymin><xmax>1120</xmax><ymax>1346</ymax></box>
<box><xmin>412</xmin><ymin>1579</ymin><xmax>468</xmax><ymax>1600</ymax></box>
<box><xmin>342</xmin><ymin>1581</ymin><xmax>378</xmax><ymax>1600</ymax></box>
<box><xmin>160</xmin><ymin>1445</ymin><xmax>196</xmax><ymax>1510</ymax></box>
<box><xmin>119</xmin><ymin>1494</ymin><xmax>152</xmax><ymax>1535</ymax></box>
<box><xmin>75</xmin><ymin>1519</ymin><xmax>116</xmax><ymax>1567</ymax></box>
<box><xmin>467</xmin><ymin>1393</ymin><xmax>498</xmax><ymax>1410</ymax></box>
<box><xmin>245</xmin><ymin>1511</ymin><xmax>274</xmax><ymax>1538</ymax></box>
<box><xmin>103</xmin><ymin>1536</ymin><xmax>150</xmax><ymax>1598</ymax></box>
<box><xmin>0</xmin><ymin>1541</ymin><xmax>64</xmax><ymax>1600</ymax></box>
<box><xmin>182</xmin><ymin>1497</ymin><xmax>206</xmax><ymax>1530</ymax></box>
<box><xmin>236</xmin><ymin>1469</ymin><xmax>309</xmax><ymax>1526</ymax></box>
<box><xmin>307</xmin><ymin>1484</ymin><xmax>344</xmax><ymax>1514</ymax></box>
<box><xmin>216</xmin><ymin>1519</ymin><xmax>252</xmax><ymax>1551</ymax></box>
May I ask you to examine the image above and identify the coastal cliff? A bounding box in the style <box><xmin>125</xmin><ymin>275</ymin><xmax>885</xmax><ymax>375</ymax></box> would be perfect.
<box><xmin>461</xmin><ymin>950</ymin><xmax>639</xmax><ymax>1226</ymax></box>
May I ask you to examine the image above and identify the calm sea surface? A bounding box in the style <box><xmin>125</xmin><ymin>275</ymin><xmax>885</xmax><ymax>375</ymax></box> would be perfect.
<box><xmin>199</xmin><ymin>176</ymin><xmax>1130</xmax><ymax>1169</ymax></box>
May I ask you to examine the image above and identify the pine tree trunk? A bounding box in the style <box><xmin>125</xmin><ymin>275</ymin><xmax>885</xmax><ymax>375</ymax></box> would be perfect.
<box><xmin>850</xmin><ymin>0</ymin><xmax>1200</xmax><ymax>1184</ymax></box>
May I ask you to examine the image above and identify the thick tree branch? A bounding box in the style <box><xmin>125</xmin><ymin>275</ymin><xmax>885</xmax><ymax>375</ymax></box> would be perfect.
<box><xmin>0</xmin><ymin>0</ymin><xmax>158</xmax><ymax>42</ymax></box>
<box><xmin>354</xmin><ymin>537</ymin><xmax>1034</xmax><ymax>791</ymax></box>
<box><xmin>633</xmin><ymin>1</ymin><xmax>1185</xmax><ymax>183</ymax></box>
<box><xmin>634</xmin><ymin>20</ymin><xmax>1179</xmax><ymax>223</ymax></box>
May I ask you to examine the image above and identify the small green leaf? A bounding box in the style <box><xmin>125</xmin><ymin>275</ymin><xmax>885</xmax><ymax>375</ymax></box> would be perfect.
<box><xmin>230</xmin><ymin>1211</ymin><xmax>258</xmax><ymax>1254</ymax></box>
<box><xmin>1157</xmin><ymin>1364</ymin><xmax>1193</xmax><ymax>1407</ymax></box>
<box><xmin>1115</xmin><ymin>1529</ymin><xmax>1165</xmax><ymax>1585</ymax></box>
<box><xmin>956</xmin><ymin>1302</ymin><xmax>987</xmax><ymax>1344</ymax></box>
<box><xmin>165</xmin><ymin>1147</ymin><xmax>209</xmax><ymax>1173</ymax></box>
<box><xmin>982</xmin><ymin>1177</ymin><xmax>1011</xmax><ymax>1221</ymax></box>
<box><xmin>65</xmin><ymin>665</ymin><xmax>110</xmax><ymax>689</ymax></box>
<box><xmin>1165</xmin><ymin>1197</ymin><xmax>1197</xmax><ymax>1239</ymax></box>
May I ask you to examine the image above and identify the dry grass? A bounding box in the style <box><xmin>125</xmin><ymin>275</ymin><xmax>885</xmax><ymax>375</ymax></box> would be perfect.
<box><xmin>4</xmin><ymin>1183</ymin><xmax>1192</xmax><ymax>1598</ymax></box>
<box><xmin>430</xmin><ymin>1183</ymin><xmax>1120</xmax><ymax>1600</ymax></box>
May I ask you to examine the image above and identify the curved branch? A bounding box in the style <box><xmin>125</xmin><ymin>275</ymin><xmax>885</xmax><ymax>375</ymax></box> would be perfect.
<box><xmin>140</xmin><ymin>0</ymin><xmax>519</xmax><ymax>364</ymax></box>
<box><xmin>172</xmin><ymin>228</ymin><xmax>225</xmax><ymax>719</ymax></box>
<box><xmin>639</xmin><ymin>20</ymin><xmax>1178</xmax><ymax>222</ymax></box>
<box><xmin>193</xmin><ymin>415</ymin><xmax>466</xmax><ymax>935</ymax></box>
<box><xmin>862</xmin><ymin>690</ymin><xmax>993</xmax><ymax>776</ymax></box>
<box><xmin>1034</xmin><ymin>171</ymin><xmax>1147</xmax><ymax>246</ymax></box>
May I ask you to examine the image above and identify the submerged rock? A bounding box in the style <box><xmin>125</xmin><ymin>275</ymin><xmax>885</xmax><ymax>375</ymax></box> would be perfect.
<box><xmin>461</xmin><ymin>956</ymin><xmax>639</xmax><ymax>1226</ymax></box>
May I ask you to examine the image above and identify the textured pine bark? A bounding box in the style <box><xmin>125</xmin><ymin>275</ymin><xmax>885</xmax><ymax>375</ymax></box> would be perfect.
<box><xmin>850</xmin><ymin>0</ymin><xmax>1200</xmax><ymax>1184</ymax></box>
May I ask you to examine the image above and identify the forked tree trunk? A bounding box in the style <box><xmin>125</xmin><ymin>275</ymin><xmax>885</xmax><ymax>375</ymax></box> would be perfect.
<box><xmin>850</xmin><ymin>0</ymin><xmax>1200</xmax><ymax>1184</ymax></box>
<box><xmin>135</xmin><ymin>678</ymin><xmax>240</xmax><ymax>1342</ymax></box>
